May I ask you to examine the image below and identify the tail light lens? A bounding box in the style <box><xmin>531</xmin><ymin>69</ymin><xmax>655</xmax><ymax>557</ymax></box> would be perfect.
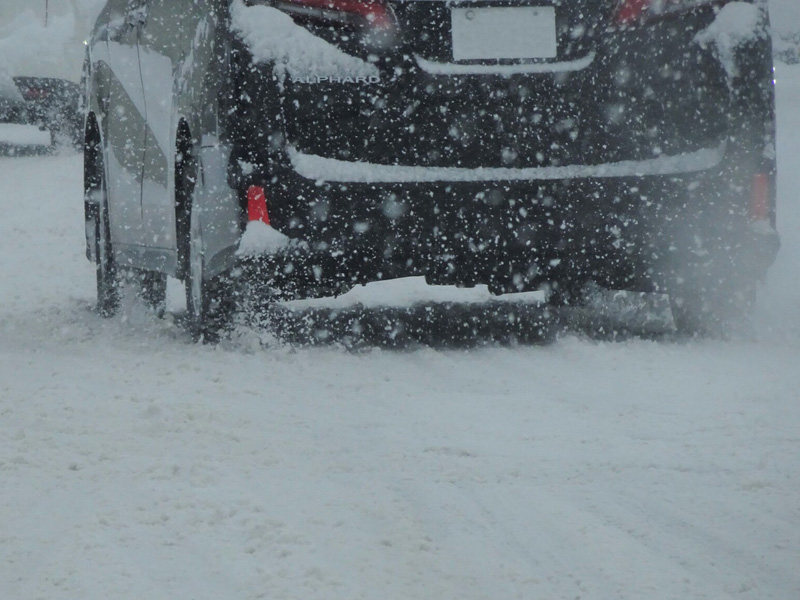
<box><xmin>750</xmin><ymin>173</ymin><xmax>770</xmax><ymax>222</ymax></box>
<box><xmin>247</xmin><ymin>0</ymin><xmax>395</xmax><ymax>30</ymax></box>
<box><xmin>615</xmin><ymin>0</ymin><xmax>722</xmax><ymax>25</ymax></box>
<box><xmin>247</xmin><ymin>185</ymin><xmax>271</xmax><ymax>225</ymax></box>
<box><xmin>21</xmin><ymin>86</ymin><xmax>51</xmax><ymax>101</ymax></box>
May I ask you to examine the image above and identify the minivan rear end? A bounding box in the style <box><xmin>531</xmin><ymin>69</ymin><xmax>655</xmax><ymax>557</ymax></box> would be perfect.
<box><xmin>228</xmin><ymin>0</ymin><xmax>778</xmax><ymax>328</ymax></box>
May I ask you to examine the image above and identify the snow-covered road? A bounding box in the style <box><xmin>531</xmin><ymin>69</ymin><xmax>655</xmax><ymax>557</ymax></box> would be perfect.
<box><xmin>1</xmin><ymin>64</ymin><xmax>799</xmax><ymax>600</ymax></box>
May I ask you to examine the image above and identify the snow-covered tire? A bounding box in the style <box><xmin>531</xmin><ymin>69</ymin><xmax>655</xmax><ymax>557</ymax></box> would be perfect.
<box><xmin>85</xmin><ymin>121</ymin><xmax>119</xmax><ymax>318</ymax></box>
<box><xmin>184</xmin><ymin>197</ymin><xmax>208</xmax><ymax>341</ymax></box>
<box><xmin>176</xmin><ymin>136</ymin><xmax>233</xmax><ymax>342</ymax></box>
<box><xmin>136</xmin><ymin>270</ymin><xmax>167</xmax><ymax>317</ymax></box>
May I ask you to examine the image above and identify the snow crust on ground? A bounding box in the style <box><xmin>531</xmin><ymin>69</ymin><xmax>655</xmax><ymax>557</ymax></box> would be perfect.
<box><xmin>0</xmin><ymin>43</ymin><xmax>799</xmax><ymax>600</ymax></box>
<box><xmin>230</xmin><ymin>0</ymin><xmax>379</xmax><ymax>81</ymax></box>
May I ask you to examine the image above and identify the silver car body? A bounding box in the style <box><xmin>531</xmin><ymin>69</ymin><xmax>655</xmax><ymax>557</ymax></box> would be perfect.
<box><xmin>86</xmin><ymin>0</ymin><xmax>239</xmax><ymax>278</ymax></box>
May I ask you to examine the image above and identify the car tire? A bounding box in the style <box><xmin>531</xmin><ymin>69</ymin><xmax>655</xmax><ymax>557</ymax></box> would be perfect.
<box><xmin>136</xmin><ymin>270</ymin><xmax>167</xmax><ymax>317</ymax></box>
<box><xmin>85</xmin><ymin>122</ymin><xmax>120</xmax><ymax>317</ymax></box>
<box><xmin>176</xmin><ymin>136</ymin><xmax>234</xmax><ymax>342</ymax></box>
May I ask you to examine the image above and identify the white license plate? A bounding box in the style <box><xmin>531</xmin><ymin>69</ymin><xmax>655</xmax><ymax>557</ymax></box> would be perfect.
<box><xmin>451</xmin><ymin>6</ymin><xmax>557</xmax><ymax>61</ymax></box>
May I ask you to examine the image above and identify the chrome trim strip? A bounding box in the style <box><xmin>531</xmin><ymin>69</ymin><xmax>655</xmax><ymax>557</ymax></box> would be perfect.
<box><xmin>414</xmin><ymin>52</ymin><xmax>596</xmax><ymax>76</ymax></box>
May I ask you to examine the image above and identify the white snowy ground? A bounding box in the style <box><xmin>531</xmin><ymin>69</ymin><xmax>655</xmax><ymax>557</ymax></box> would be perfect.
<box><xmin>1</xmin><ymin>65</ymin><xmax>799</xmax><ymax>600</ymax></box>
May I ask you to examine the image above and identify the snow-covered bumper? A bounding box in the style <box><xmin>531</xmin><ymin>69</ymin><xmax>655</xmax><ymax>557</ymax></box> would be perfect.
<box><xmin>233</xmin><ymin>139</ymin><xmax>779</xmax><ymax>300</ymax></box>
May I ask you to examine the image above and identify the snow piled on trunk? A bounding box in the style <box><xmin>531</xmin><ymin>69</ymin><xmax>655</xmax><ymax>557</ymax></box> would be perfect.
<box><xmin>695</xmin><ymin>2</ymin><xmax>767</xmax><ymax>78</ymax></box>
<box><xmin>230</xmin><ymin>0</ymin><xmax>379</xmax><ymax>81</ymax></box>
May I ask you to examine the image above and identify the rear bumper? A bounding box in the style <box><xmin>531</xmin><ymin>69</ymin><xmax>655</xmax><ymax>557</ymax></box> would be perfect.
<box><xmin>234</xmin><ymin>138</ymin><xmax>779</xmax><ymax>298</ymax></box>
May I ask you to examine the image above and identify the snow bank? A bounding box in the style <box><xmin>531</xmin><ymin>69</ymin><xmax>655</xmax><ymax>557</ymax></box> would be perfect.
<box><xmin>229</xmin><ymin>0</ymin><xmax>379</xmax><ymax>81</ymax></box>
<box><xmin>695</xmin><ymin>2</ymin><xmax>768</xmax><ymax>78</ymax></box>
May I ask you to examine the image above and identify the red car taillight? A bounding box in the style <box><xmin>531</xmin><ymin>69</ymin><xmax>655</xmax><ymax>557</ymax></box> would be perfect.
<box><xmin>247</xmin><ymin>185</ymin><xmax>271</xmax><ymax>225</ymax></box>
<box><xmin>750</xmin><ymin>173</ymin><xmax>770</xmax><ymax>222</ymax></box>
<box><xmin>252</xmin><ymin>0</ymin><xmax>395</xmax><ymax>30</ymax></box>
<box><xmin>615</xmin><ymin>0</ymin><xmax>723</xmax><ymax>25</ymax></box>
<box><xmin>22</xmin><ymin>87</ymin><xmax>51</xmax><ymax>101</ymax></box>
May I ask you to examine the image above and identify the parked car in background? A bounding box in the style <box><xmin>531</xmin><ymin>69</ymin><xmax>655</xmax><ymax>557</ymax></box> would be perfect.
<box><xmin>83</xmin><ymin>0</ymin><xmax>780</xmax><ymax>340</ymax></box>
<box><xmin>0</xmin><ymin>75</ymin><xmax>82</xmax><ymax>149</ymax></box>
<box><xmin>0</xmin><ymin>73</ymin><xmax>48</xmax><ymax>150</ymax></box>
<box><xmin>0</xmin><ymin>0</ymin><xmax>99</xmax><ymax>150</ymax></box>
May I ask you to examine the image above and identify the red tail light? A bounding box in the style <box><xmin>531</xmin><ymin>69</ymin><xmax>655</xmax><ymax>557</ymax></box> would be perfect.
<box><xmin>22</xmin><ymin>87</ymin><xmax>51</xmax><ymax>101</ymax></box>
<box><xmin>750</xmin><ymin>173</ymin><xmax>770</xmax><ymax>222</ymax></box>
<box><xmin>247</xmin><ymin>185</ymin><xmax>271</xmax><ymax>225</ymax></box>
<box><xmin>615</xmin><ymin>0</ymin><xmax>723</xmax><ymax>25</ymax></box>
<box><xmin>261</xmin><ymin>0</ymin><xmax>395</xmax><ymax>29</ymax></box>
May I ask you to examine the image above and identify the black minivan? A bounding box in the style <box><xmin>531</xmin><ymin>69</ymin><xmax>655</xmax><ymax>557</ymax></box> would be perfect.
<box><xmin>83</xmin><ymin>0</ymin><xmax>779</xmax><ymax>338</ymax></box>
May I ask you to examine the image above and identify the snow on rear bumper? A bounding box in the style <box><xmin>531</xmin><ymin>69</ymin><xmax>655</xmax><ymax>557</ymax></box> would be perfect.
<box><xmin>286</xmin><ymin>142</ymin><xmax>728</xmax><ymax>184</ymax></box>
